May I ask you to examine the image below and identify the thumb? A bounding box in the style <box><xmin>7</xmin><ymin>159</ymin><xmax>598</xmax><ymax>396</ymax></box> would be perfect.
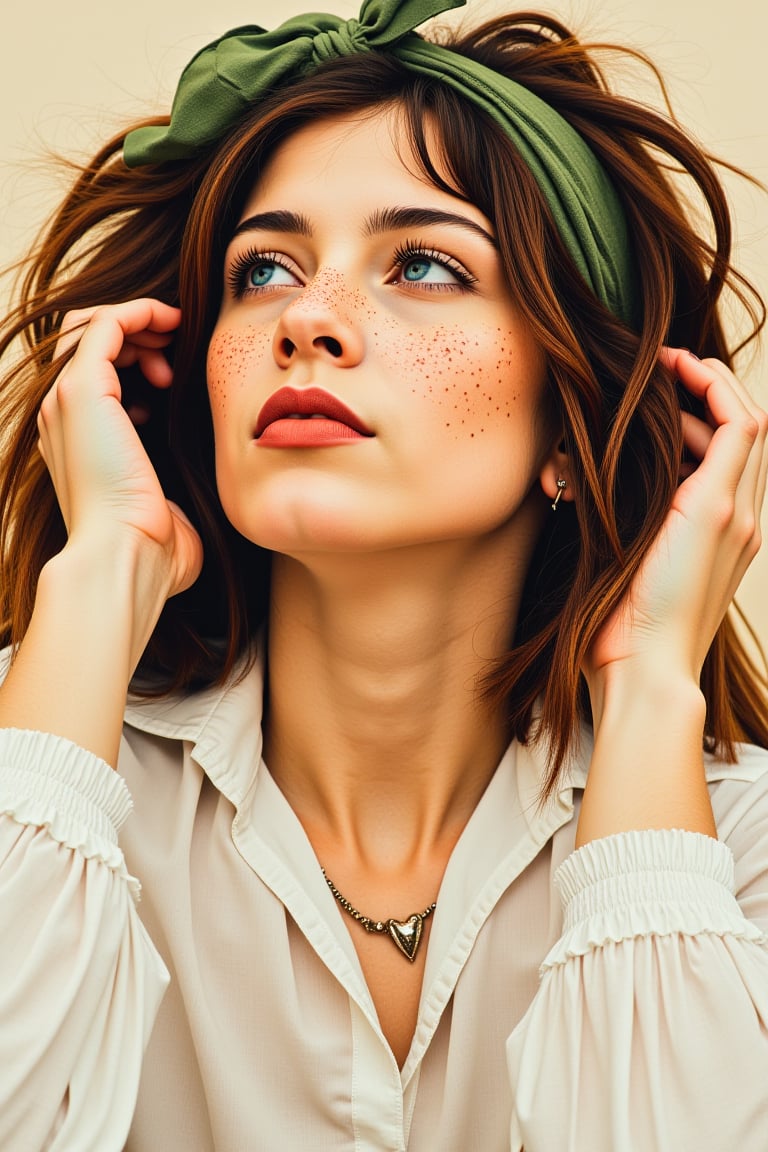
<box><xmin>167</xmin><ymin>501</ymin><xmax>205</xmax><ymax>596</ymax></box>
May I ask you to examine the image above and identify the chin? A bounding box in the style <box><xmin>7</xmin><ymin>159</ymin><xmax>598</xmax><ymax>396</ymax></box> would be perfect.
<box><xmin>222</xmin><ymin>497</ymin><xmax>388</xmax><ymax>555</ymax></box>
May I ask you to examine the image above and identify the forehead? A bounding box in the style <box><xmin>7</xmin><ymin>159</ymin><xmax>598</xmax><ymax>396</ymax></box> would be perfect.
<box><xmin>238</xmin><ymin>108</ymin><xmax>493</xmax><ymax>235</ymax></box>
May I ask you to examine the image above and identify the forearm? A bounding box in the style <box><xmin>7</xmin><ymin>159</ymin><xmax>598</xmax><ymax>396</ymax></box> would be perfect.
<box><xmin>0</xmin><ymin>535</ymin><xmax>170</xmax><ymax>768</ymax></box>
<box><xmin>576</xmin><ymin>664</ymin><xmax>716</xmax><ymax>848</ymax></box>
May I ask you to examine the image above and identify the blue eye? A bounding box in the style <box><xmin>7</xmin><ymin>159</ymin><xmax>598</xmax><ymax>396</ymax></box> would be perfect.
<box><xmin>402</xmin><ymin>255</ymin><xmax>458</xmax><ymax>284</ymax></box>
<box><xmin>248</xmin><ymin>262</ymin><xmax>276</xmax><ymax>287</ymax></box>
<box><xmin>393</xmin><ymin>244</ymin><xmax>476</xmax><ymax>290</ymax></box>
<box><xmin>247</xmin><ymin>261</ymin><xmax>297</xmax><ymax>288</ymax></box>
<box><xmin>227</xmin><ymin>249</ymin><xmax>301</xmax><ymax>298</ymax></box>
<box><xmin>403</xmin><ymin>257</ymin><xmax>434</xmax><ymax>282</ymax></box>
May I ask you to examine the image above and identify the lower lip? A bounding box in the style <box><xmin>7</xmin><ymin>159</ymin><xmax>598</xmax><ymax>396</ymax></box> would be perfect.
<box><xmin>257</xmin><ymin>419</ymin><xmax>371</xmax><ymax>447</ymax></box>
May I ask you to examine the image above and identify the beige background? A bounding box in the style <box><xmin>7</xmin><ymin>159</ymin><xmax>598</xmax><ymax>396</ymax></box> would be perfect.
<box><xmin>1</xmin><ymin>0</ymin><xmax>765</xmax><ymax>649</ymax></box>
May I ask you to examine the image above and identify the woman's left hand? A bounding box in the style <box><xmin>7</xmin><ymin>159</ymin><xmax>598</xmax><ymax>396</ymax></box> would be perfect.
<box><xmin>576</xmin><ymin>349</ymin><xmax>767</xmax><ymax>846</ymax></box>
<box><xmin>585</xmin><ymin>348</ymin><xmax>768</xmax><ymax>693</ymax></box>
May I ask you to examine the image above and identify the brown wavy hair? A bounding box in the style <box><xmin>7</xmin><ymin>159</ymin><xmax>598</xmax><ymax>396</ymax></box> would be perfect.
<box><xmin>1</xmin><ymin>11</ymin><xmax>767</xmax><ymax>791</ymax></box>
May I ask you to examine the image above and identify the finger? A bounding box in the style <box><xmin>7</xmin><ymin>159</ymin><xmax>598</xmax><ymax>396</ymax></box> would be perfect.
<box><xmin>749</xmin><ymin>406</ymin><xmax>768</xmax><ymax>533</ymax></box>
<box><xmin>681</xmin><ymin>419</ymin><xmax>767</xmax><ymax>601</ymax></box>
<box><xmin>674</xmin><ymin>357</ymin><xmax>757</xmax><ymax>467</ymax></box>
<box><xmin>701</xmin><ymin>366</ymin><xmax>768</xmax><ymax>537</ymax></box>
<box><xmin>167</xmin><ymin>501</ymin><xmax>205</xmax><ymax>596</ymax></box>
<box><xmin>53</xmin><ymin>306</ymin><xmax>176</xmax><ymax>364</ymax></box>
<box><xmin>39</xmin><ymin>301</ymin><xmax>179</xmax><ymax>532</ymax></box>
<box><xmin>134</xmin><ymin>348</ymin><xmax>174</xmax><ymax>389</ymax></box>
<box><xmin>50</xmin><ymin>308</ymin><xmax>179</xmax><ymax>429</ymax></box>
<box><xmin>680</xmin><ymin>411</ymin><xmax>714</xmax><ymax>463</ymax></box>
<box><xmin>57</xmin><ymin>314</ymin><xmax>177</xmax><ymax>350</ymax></box>
<box><xmin>664</xmin><ymin>347</ymin><xmax>759</xmax><ymax>423</ymax></box>
<box><xmin>54</xmin><ymin>300</ymin><xmax>181</xmax><ymax>369</ymax></box>
<box><xmin>70</xmin><ymin>300</ymin><xmax>180</xmax><ymax>381</ymax></box>
<box><xmin>54</xmin><ymin>308</ymin><xmax>97</xmax><ymax>362</ymax></box>
<box><xmin>126</xmin><ymin>406</ymin><xmax>151</xmax><ymax>427</ymax></box>
<box><xmin>670</xmin><ymin>364</ymin><xmax>763</xmax><ymax>578</ymax></box>
<box><xmin>54</xmin><ymin>330</ymin><xmax>176</xmax><ymax>394</ymax></box>
<box><xmin>109</xmin><ymin>344</ymin><xmax>176</xmax><ymax>389</ymax></box>
<box><xmin>678</xmin><ymin>420</ymin><xmax>760</xmax><ymax>538</ymax></box>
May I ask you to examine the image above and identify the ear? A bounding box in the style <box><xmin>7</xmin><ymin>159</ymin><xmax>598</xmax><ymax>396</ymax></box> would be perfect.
<box><xmin>539</xmin><ymin>436</ymin><xmax>574</xmax><ymax>508</ymax></box>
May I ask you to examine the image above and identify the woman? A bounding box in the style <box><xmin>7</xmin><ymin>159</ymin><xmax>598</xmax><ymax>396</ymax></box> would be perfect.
<box><xmin>0</xmin><ymin>0</ymin><xmax>767</xmax><ymax>1147</ymax></box>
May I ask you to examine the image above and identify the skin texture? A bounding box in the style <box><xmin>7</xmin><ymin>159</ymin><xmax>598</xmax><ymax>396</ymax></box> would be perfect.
<box><xmin>208</xmin><ymin>112</ymin><xmax>563</xmax><ymax>558</ymax></box>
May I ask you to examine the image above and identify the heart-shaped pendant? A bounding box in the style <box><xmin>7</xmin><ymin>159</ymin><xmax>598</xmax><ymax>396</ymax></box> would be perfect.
<box><xmin>387</xmin><ymin>914</ymin><xmax>423</xmax><ymax>962</ymax></box>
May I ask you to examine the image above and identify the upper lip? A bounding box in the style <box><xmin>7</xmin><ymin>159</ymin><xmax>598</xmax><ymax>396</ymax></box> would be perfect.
<box><xmin>254</xmin><ymin>387</ymin><xmax>374</xmax><ymax>438</ymax></box>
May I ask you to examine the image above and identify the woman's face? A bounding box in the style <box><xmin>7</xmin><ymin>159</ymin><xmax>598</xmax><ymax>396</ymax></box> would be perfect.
<box><xmin>207</xmin><ymin>109</ymin><xmax>559</xmax><ymax>559</ymax></box>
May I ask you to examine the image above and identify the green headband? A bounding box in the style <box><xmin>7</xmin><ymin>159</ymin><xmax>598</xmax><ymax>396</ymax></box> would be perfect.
<box><xmin>123</xmin><ymin>0</ymin><xmax>637</xmax><ymax>326</ymax></box>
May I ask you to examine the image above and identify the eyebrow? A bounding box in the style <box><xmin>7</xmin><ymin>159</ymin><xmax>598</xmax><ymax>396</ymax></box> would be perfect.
<box><xmin>231</xmin><ymin>206</ymin><xmax>497</xmax><ymax>247</ymax></box>
<box><xmin>231</xmin><ymin>210</ymin><xmax>313</xmax><ymax>240</ymax></box>
<box><xmin>364</xmin><ymin>207</ymin><xmax>496</xmax><ymax>248</ymax></box>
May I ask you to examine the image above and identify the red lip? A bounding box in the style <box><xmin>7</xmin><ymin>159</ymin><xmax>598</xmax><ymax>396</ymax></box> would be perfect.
<box><xmin>254</xmin><ymin>386</ymin><xmax>374</xmax><ymax>442</ymax></box>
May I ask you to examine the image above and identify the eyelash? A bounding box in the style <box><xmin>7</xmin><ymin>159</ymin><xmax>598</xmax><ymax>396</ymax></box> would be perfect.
<box><xmin>391</xmin><ymin>240</ymin><xmax>478</xmax><ymax>291</ymax></box>
<box><xmin>225</xmin><ymin>239</ymin><xmax>479</xmax><ymax>298</ymax></box>
<box><xmin>226</xmin><ymin>248</ymin><xmax>296</xmax><ymax>298</ymax></box>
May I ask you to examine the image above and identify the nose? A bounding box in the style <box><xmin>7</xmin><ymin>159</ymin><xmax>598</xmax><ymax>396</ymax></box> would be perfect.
<box><xmin>272</xmin><ymin>271</ymin><xmax>365</xmax><ymax>369</ymax></box>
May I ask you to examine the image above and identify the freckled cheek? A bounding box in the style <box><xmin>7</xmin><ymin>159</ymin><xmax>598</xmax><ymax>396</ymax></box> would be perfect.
<box><xmin>206</xmin><ymin>326</ymin><xmax>272</xmax><ymax>424</ymax></box>
<box><xmin>372</xmin><ymin>324</ymin><xmax>522</xmax><ymax>441</ymax></box>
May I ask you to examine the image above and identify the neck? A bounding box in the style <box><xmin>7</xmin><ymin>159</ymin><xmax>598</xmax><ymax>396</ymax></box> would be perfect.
<box><xmin>263</xmin><ymin>533</ymin><xmax>533</xmax><ymax>873</ymax></box>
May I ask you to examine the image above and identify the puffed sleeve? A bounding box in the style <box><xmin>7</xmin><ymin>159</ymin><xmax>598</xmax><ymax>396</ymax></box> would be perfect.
<box><xmin>507</xmin><ymin>820</ymin><xmax>768</xmax><ymax>1152</ymax></box>
<box><xmin>0</xmin><ymin>728</ymin><xmax>169</xmax><ymax>1151</ymax></box>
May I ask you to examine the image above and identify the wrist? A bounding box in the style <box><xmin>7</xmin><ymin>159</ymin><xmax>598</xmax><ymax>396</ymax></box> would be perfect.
<box><xmin>0</xmin><ymin>533</ymin><xmax>174</xmax><ymax>766</ymax></box>
<box><xmin>576</xmin><ymin>664</ymin><xmax>714</xmax><ymax>849</ymax></box>
<box><xmin>586</xmin><ymin>658</ymin><xmax>704</xmax><ymax>735</ymax></box>
<box><xmin>45</xmin><ymin>530</ymin><xmax>173</xmax><ymax>659</ymax></box>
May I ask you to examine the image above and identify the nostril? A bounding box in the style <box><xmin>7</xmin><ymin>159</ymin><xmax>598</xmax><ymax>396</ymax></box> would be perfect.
<box><xmin>280</xmin><ymin>338</ymin><xmax>296</xmax><ymax>358</ymax></box>
<box><xmin>315</xmin><ymin>336</ymin><xmax>343</xmax><ymax>358</ymax></box>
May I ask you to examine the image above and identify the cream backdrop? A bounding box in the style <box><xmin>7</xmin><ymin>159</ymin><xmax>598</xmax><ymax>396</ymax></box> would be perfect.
<box><xmin>1</xmin><ymin>0</ymin><xmax>766</xmax><ymax>650</ymax></box>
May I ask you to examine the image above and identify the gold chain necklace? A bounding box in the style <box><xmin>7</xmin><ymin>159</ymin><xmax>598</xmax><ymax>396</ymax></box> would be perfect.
<box><xmin>321</xmin><ymin>868</ymin><xmax>436</xmax><ymax>962</ymax></box>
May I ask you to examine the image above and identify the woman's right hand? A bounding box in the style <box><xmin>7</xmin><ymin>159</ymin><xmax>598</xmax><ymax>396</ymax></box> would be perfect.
<box><xmin>0</xmin><ymin>299</ymin><xmax>204</xmax><ymax>764</ymax></box>
<box><xmin>37</xmin><ymin>298</ymin><xmax>203</xmax><ymax>602</ymax></box>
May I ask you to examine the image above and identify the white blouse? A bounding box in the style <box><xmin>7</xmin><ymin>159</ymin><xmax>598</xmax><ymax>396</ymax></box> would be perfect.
<box><xmin>1</xmin><ymin>649</ymin><xmax>767</xmax><ymax>1151</ymax></box>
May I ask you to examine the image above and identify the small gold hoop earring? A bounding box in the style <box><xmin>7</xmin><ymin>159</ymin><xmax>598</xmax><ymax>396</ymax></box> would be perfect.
<box><xmin>551</xmin><ymin>478</ymin><xmax>567</xmax><ymax>511</ymax></box>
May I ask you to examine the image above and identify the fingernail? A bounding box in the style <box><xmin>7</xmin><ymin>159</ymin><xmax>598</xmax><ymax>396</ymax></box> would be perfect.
<box><xmin>685</xmin><ymin>350</ymin><xmax>701</xmax><ymax>361</ymax></box>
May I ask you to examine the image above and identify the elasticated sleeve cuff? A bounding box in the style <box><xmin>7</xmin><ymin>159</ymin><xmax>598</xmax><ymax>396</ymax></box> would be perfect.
<box><xmin>542</xmin><ymin>828</ymin><xmax>765</xmax><ymax>969</ymax></box>
<box><xmin>0</xmin><ymin>728</ymin><xmax>132</xmax><ymax>874</ymax></box>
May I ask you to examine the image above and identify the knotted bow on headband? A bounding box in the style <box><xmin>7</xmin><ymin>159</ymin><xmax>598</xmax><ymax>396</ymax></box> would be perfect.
<box><xmin>123</xmin><ymin>0</ymin><xmax>637</xmax><ymax>326</ymax></box>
